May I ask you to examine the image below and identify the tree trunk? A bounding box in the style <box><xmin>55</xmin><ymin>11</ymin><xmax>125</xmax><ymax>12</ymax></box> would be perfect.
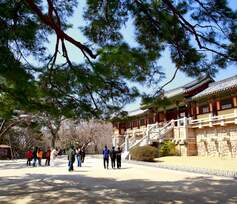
<box><xmin>51</xmin><ymin>133</ymin><xmax>56</xmax><ymax>148</ymax></box>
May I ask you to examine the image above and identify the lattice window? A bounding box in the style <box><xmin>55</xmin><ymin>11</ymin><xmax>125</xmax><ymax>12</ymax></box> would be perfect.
<box><xmin>148</xmin><ymin>117</ymin><xmax>154</xmax><ymax>124</ymax></box>
<box><xmin>132</xmin><ymin>121</ymin><xmax>138</xmax><ymax>127</ymax></box>
<box><xmin>199</xmin><ymin>104</ymin><xmax>209</xmax><ymax>114</ymax></box>
<box><xmin>140</xmin><ymin>119</ymin><xmax>145</xmax><ymax>126</ymax></box>
<box><xmin>220</xmin><ymin>98</ymin><xmax>233</xmax><ymax>110</ymax></box>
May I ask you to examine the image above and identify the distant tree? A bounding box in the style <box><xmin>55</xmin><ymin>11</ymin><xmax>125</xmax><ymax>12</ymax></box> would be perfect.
<box><xmin>0</xmin><ymin>113</ymin><xmax>50</xmax><ymax>158</ymax></box>
<box><xmin>58</xmin><ymin>120</ymin><xmax>112</xmax><ymax>152</ymax></box>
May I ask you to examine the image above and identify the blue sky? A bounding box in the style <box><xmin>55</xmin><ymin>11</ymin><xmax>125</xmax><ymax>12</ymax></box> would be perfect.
<box><xmin>42</xmin><ymin>0</ymin><xmax>237</xmax><ymax>111</ymax></box>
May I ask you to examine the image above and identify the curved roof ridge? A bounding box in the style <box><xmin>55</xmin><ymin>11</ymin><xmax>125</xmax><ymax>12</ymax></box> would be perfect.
<box><xmin>193</xmin><ymin>74</ymin><xmax>237</xmax><ymax>99</ymax></box>
<box><xmin>208</xmin><ymin>74</ymin><xmax>237</xmax><ymax>87</ymax></box>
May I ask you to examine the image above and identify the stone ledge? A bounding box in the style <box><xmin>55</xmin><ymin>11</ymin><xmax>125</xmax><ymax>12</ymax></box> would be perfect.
<box><xmin>124</xmin><ymin>159</ymin><xmax>237</xmax><ymax>178</ymax></box>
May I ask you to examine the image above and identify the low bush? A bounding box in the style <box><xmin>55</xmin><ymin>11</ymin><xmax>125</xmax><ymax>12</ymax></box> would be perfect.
<box><xmin>159</xmin><ymin>140</ymin><xmax>177</xmax><ymax>157</ymax></box>
<box><xmin>130</xmin><ymin>145</ymin><xmax>158</xmax><ymax>162</ymax></box>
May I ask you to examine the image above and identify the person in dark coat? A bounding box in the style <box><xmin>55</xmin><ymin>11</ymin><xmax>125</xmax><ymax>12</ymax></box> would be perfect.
<box><xmin>103</xmin><ymin>145</ymin><xmax>110</xmax><ymax>169</ymax></box>
<box><xmin>45</xmin><ymin>147</ymin><xmax>51</xmax><ymax>166</ymax></box>
<box><xmin>32</xmin><ymin>147</ymin><xmax>38</xmax><ymax>167</ymax></box>
<box><xmin>110</xmin><ymin>146</ymin><xmax>116</xmax><ymax>169</ymax></box>
<box><xmin>68</xmin><ymin>145</ymin><xmax>76</xmax><ymax>171</ymax></box>
<box><xmin>81</xmin><ymin>147</ymin><xmax>86</xmax><ymax>163</ymax></box>
<box><xmin>116</xmin><ymin>146</ymin><xmax>122</xmax><ymax>169</ymax></box>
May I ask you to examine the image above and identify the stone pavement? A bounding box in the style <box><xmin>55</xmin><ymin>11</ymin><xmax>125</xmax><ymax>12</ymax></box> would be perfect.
<box><xmin>0</xmin><ymin>156</ymin><xmax>237</xmax><ymax>204</ymax></box>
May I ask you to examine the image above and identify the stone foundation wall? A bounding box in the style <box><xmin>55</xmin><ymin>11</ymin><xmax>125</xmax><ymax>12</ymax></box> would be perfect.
<box><xmin>195</xmin><ymin>124</ymin><xmax>237</xmax><ymax>157</ymax></box>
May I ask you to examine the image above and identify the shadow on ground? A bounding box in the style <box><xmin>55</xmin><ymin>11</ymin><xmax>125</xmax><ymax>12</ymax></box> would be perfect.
<box><xmin>0</xmin><ymin>172</ymin><xmax>237</xmax><ymax>204</ymax></box>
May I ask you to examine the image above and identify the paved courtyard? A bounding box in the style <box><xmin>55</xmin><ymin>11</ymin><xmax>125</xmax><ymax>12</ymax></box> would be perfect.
<box><xmin>0</xmin><ymin>156</ymin><xmax>237</xmax><ymax>204</ymax></box>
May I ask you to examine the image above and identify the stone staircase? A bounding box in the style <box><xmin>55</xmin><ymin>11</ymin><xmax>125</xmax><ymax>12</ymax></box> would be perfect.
<box><xmin>121</xmin><ymin>120</ymin><xmax>176</xmax><ymax>159</ymax></box>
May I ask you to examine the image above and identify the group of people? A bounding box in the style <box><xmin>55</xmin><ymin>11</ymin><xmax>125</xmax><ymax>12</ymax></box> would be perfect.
<box><xmin>67</xmin><ymin>146</ymin><xmax>86</xmax><ymax>171</ymax></box>
<box><xmin>25</xmin><ymin>147</ymin><xmax>58</xmax><ymax>167</ymax></box>
<box><xmin>103</xmin><ymin>145</ymin><xmax>122</xmax><ymax>169</ymax></box>
<box><xmin>26</xmin><ymin>145</ymin><xmax>122</xmax><ymax>171</ymax></box>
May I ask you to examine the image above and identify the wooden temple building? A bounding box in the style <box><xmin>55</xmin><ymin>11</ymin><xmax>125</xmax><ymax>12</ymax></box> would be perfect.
<box><xmin>112</xmin><ymin>75</ymin><xmax>237</xmax><ymax>157</ymax></box>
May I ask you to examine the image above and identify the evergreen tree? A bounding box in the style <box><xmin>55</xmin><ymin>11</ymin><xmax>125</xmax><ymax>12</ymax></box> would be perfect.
<box><xmin>0</xmin><ymin>0</ymin><xmax>236</xmax><ymax>119</ymax></box>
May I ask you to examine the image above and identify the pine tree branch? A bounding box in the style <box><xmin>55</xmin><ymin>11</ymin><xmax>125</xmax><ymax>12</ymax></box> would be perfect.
<box><xmin>162</xmin><ymin>0</ymin><xmax>236</xmax><ymax>61</ymax></box>
<box><xmin>25</xmin><ymin>0</ymin><xmax>97</xmax><ymax>59</ymax></box>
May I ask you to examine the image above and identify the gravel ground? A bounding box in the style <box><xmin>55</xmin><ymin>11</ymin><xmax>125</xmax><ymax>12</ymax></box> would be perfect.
<box><xmin>0</xmin><ymin>156</ymin><xmax>237</xmax><ymax>204</ymax></box>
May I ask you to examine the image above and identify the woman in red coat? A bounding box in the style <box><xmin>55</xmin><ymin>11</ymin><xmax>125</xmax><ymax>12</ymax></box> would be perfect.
<box><xmin>26</xmin><ymin>149</ymin><xmax>33</xmax><ymax>166</ymax></box>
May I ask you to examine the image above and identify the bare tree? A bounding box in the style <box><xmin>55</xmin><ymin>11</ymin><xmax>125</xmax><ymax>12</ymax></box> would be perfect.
<box><xmin>58</xmin><ymin>120</ymin><xmax>112</xmax><ymax>153</ymax></box>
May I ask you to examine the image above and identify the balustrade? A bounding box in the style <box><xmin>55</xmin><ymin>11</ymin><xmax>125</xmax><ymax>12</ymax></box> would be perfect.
<box><xmin>191</xmin><ymin>111</ymin><xmax>237</xmax><ymax>128</ymax></box>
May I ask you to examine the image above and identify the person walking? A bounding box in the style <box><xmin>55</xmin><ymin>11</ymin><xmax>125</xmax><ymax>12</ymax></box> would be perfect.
<box><xmin>45</xmin><ymin>147</ymin><xmax>51</xmax><ymax>166</ymax></box>
<box><xmin>103</xmin><ymin>145</ymin><xmax>110</xmax><ymax>169</ymax></box>
<box><xmin>110</xmin><ymin>146</ymin><xmax>116</xmax><ymax>169</ymax></box>
<box><xmin>32</xmin><ymin>147</ymin><xmax>38</xmax><ymax>167</ymax></box>
<box><xmin>50</xmin><ymin>148</ymin><xmax>58</xmax><ymax>167</ymax></box>
<box><xmin>76</xmin><ymin>147</ymin><xmax>82</xmax><ymax>167</ymax></box>
<box><xmin>37</xmin><ymin>148</ymin><xmax>43</xmax><ymax>166</ymax></box>
<box><xmin>25</xmin><ymin>148</ymin><xmax>33</xmax><ymax>166</ymax></box>
<box><xmin>116</xmin><ymin>146</ymin><xmax>122</xmax><ymax>169</ymax></box>
<box><xmin>68</xmin><ymin>145</ymin><xmax>76</xmax><ymax>171</ymax></box>
<box><xmin>81</xmin><ymin>147</ymin><xmax>86</xmax><ymax>163</ymax></box>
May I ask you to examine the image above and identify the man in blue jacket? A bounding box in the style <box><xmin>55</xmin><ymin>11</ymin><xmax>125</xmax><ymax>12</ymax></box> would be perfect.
<box><xmin>103</xmin><ymin>145</ymin><xmax>110</xmax><ymax>169</ymax></box>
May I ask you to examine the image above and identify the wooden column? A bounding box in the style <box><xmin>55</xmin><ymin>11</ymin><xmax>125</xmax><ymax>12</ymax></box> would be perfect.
<box><xmin>233</xmin><ymin>96</ymin><xmax>237</xmax><ymax>107</ymax></box>
<box><xmin>209</xmin><ymin>100</ymin><xmax>213</xmax><ymax>112</ymax></box>
<box><xmin>192</xmin><ymin>102</ymin><xmax>197</xmax><ymax>119</ymax></box>
<box><xmin>187</xmin><ymin>102</ymin><xmax>192</xmax><ymax>117</ymax></box>
<box><xmin>216</xmin><ymin>100</ymin><xmax>221</xmax><ymax>111</ymax></box>
<box><xmin>155</xmin><ymin>112</ymin><xmax>159</xmax><ymax>122</ymax></box>
<box><xmin>164</xmin><ymin>107</ymin><xmax>167</xmax><ymax>122</ymax></box>
<box><xmin>176</xmin><ymin>101</ymin><xmax>180</xmax><ymax>119</ymax></box>
<box><xmin>196</xmin><ymin>104</ymin><xmax>199</xmax><ymax>115</ymax></box>
<box><xmin>212</xmin><ymin>99</ymin><xmax>218</xmax><ymax>116</ymax></box>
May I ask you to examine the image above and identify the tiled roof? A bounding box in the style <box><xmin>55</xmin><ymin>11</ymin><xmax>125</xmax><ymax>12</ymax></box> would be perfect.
<box><xmin>163</xmin><ymin>75</ymin><xmax>213</xmax><ymax>98</ymax></box>
<box><xmin>184</xmin><ymin>77</ymin><xmax>214</xmax><ymax>93</ymax></box>
<box><xmin>127</xmin><ymin>109</ymin><xmax>148</xmax><ymax>117</ymax></box>
<box><xmin>193</xmin><ymin>75</ymin><xmax>237</xmax><ymax>99</ymax></box>
<box><xmin>164</xmin><ymin>87</ymin><xmax>184</xmax><ymax>98</ymax></box>
<box><xmin>183</xmin><ymin>75</ymin><xmax>213</xmax><ymax>89</ymax></box>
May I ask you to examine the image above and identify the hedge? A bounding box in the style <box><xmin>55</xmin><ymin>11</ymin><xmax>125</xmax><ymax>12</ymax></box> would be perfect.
<box><xmin>130</xmin><ymin>145</ymin><xmax>158</xmax><ymax>162</ymax></box>
<box><xmin>159</xmin><ymin>140</ymin><xmax>177</xmax><ymax>157</ymax></box>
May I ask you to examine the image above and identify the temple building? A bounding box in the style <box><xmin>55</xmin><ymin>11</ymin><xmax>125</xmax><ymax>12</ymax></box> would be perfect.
<box><xmin>112</xmin><ymin>75</ymin><xmax>237</xmax><ymax>158</ymax></box>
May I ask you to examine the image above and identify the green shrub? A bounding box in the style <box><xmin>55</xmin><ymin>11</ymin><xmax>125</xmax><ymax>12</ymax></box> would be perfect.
<box><xmin>130</xmin><ymin>145</ymin><xmax>158</xmax><ymax>162</ymax></box>
<box><xmin>159</xmin><ymin>140</ymin><xmax>177</xmax><ymax>157</ymax></box>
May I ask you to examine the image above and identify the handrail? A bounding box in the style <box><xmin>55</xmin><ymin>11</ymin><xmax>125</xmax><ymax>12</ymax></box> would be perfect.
<box><xmin>149</xmin><ymin>119</ymin><xmax>174</xmax><ymax>141</ymax></box>
<box><xmin>129</xmin><ymin>132</ymin><xmax>149</xmax><ymax>150</ymax></box>
<box><xmin>191</xmin><ymin>112</ymin><xmax>236</xmax><ymax>125</ymax></box>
